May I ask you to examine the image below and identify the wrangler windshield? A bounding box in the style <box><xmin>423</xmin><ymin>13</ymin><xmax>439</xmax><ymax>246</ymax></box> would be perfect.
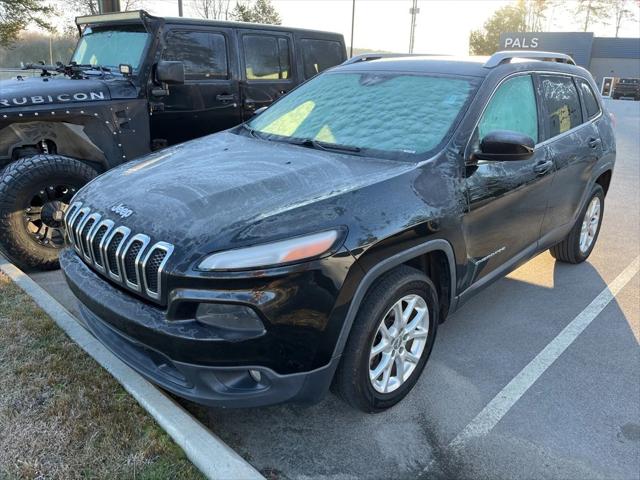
<box><xmin>248</xmin><ymin>71</ymin><xmax>477</xmax><ymax>158</ymax></box>
<box><xmin>72</xmin><ymin>25</ymin><xmax>149</xmax><ymax>72</ymax></box>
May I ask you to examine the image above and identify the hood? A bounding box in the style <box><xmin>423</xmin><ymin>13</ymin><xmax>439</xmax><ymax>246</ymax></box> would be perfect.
<box><xmin>0</xmin><ymin>75</ymin><xmax>136</xmax><ymax>109</ymax></box>
<box><xmin>74</xmin><ymin>132</ymin><xmax>414</xmax><ymax>256</ymax></box>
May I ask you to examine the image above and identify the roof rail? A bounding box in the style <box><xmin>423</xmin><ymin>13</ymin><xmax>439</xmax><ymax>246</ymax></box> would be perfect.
<box><xmin>484</xmin><ymin>50</ymin><xmax>576</xmax><ymax>68</ymax></box>
<box><xmin>342</xmin><ymin>53</ymin><xmax>420</xmax><ymax>66</ymax></box>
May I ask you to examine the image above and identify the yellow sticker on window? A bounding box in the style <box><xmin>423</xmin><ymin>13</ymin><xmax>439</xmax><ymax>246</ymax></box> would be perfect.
<box><xmin>552</xmin><ymin>105</ymin><xmax>571</xmax><ymax>133</ymax></box>
<box><xmin>262</xmin><ymin>100</ymin><xmax>315</xmax><ymax>136</ymax></box>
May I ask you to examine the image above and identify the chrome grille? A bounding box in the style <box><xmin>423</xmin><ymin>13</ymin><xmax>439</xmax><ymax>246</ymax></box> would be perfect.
<box><xmin>64</xmin><ymin>202</ymin><xmax>174</xmax><ymax>303</ymax></box>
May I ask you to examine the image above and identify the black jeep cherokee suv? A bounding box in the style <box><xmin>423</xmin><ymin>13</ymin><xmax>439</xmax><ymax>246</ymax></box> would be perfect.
<box><xmin>60</xmin><ymin>51</ymin><xmax>615</xmax><ymax>412</ymax></box>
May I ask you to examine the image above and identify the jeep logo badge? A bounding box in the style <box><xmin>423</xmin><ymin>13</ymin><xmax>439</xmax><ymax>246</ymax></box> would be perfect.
<box><xmin>110</xmin><ymin>203</ymin><xmax>134</xmax><ymax>219</ymax></box>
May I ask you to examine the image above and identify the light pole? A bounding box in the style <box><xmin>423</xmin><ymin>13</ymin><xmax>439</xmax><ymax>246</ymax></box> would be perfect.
<box><xmin>408</xmin><ymin>0</ymin><xmax>419</xmax><ymax>54</ymax></box>
<box><xmin>350</xmin><ymin>0</ymin><xmax>356</xmax><ymax>57</ymax></box>
<box><xmin>98</xmin><ymin>0</ymin><xmax>121</xmax><ymax>14</ymax></box>
<box><xmin>178</xmin><ymin>0</ymin><xmax>184</xmax><ymax>17</ymax></box>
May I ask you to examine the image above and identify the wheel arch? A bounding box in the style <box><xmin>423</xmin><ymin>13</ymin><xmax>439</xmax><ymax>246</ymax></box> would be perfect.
<box><xmin>332</xmin><ymin>239</ymin><xmax>457</xmax><ymax>360</ymax></box>
<box><xmin>594</xmin><ymin>169</ymin><xmax>612</xmax><ymax>196</ymax></box>
<box><xmin>0</xmin><ymin>121</ymin><xmax>110</xmax><ymax>171</ymax></box>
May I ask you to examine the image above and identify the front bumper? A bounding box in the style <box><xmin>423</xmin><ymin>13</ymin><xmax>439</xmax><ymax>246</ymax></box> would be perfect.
<box><xmin>60</xmin><ymin>248</ymin><xmax>343</xmax><ymax>407</ymax></box>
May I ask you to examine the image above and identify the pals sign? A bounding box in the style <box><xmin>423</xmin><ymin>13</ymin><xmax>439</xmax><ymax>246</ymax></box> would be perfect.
<box><xmin>504</xmin><ymin>37</ymin><xmax>539</xmax><ymax>49</ymax></box>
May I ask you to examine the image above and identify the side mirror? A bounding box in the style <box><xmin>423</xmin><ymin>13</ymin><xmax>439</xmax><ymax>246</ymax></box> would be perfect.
<box><xmin>156</xmin><ymin>61</ymin><xmax>184</xmax><ymax>85</ymax></box>
<box><xmin>253</xmin><ymin>106</ymin><xmax>268</xmax><ymax>117</ymax></box>
<box><xmin>475</xmin><ymin>130</ymin><xmax>535</xmax><ymax>161</ymax></box>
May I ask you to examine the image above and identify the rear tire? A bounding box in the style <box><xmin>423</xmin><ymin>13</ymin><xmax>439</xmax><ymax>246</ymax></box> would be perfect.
<box><xmin>550</xmin><ymin>184</ymin><xmax>604</xmax><ymax>264</ymax></box>
<box><xmin>333</xmin><ymin>265</ymin><xmax>438</xmax><ymax>413</ymax></box>
<box><xmin>0</xmin><ymin>155</ymin><xmax>98</xmax><ymax>270</ymax></box>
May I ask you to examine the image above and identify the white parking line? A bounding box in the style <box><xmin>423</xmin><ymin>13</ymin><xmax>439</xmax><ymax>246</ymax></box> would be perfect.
<box><xmin>448</xmin><ymin>255</ymin><xmax>640</xmax><ymax>451</ymax></box>
<box><xmin>0</xmin><ymin>254</ymin><xmax>265</xmax><ymax>480</ymax></box>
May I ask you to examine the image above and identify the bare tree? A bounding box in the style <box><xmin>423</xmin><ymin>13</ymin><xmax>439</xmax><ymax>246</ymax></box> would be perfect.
<box><xmin>524</xmin><ymin>0</ymin><xmax>552</xmax><ymax>31</ymax></box>
<box><xmin>193</xmin><ymin>0</ymin><xmax>232</xmax><ymax>20</ymax></box>
<box><xmin>68</xmin><ymin>0</ymin><xmax>142</xmax><ymax>15</ymax></box>
<box><xmin>611</xmin><ymin>0</ymin><xmax>637</xmax><ymax>36</ymax></box>
<box><xmin>574</xmin><ymin>0</ymin><xmax>609</xmax><ymax>31</ymax></box>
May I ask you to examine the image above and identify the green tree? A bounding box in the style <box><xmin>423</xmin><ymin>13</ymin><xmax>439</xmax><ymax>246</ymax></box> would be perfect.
<box><xmin>0</xmin><ymin>0</ymin><xmax>54</xmax><ymax>47</ymax></box>
<box><xmin>231</xmin><ymin>0</ymin><xmax>281</xmax><ymax>24</ymax></box>
<box><xmin>574</xmin><ymin>0</ymin><xmax>609</xmax><ymax>31</ymax></box>
<box><xmin>469</xmin><ymin>1</ymin><xmax>527</xmax><ymax>55</ymax></box>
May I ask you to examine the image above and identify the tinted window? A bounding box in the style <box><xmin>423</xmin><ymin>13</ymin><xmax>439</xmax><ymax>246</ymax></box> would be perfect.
<box><xmin>540</xmin><ymin>75</ymin><xmax>583</xmax><ymax>138</ymax></box>
<box><xmin>300</xmin><ymin>39</ymin><xmax>344</xmax><ymax>78</ymax></box>
<box><xmin>249</xmin><ymin>72</ymin><xmax>477</xmax><ymax>158</ymax></box>
<box><xmin>577</xmin><ymin>78</ymin><xmax>600</xmax><ymax>118</ymax></box>
<box><xmin>163</xmin><ymin>31</ymin><xmax>228</xmax><ymax>80</ymax></box>
<box><xmin>479</xmin><ymin>75</ymin><xmax>538</xmax><ymax>142</ymax></box>
<box><xmin>243</xmin><ymin>35</ymin><xmax>290</xmax><ymax>80</ymax></box>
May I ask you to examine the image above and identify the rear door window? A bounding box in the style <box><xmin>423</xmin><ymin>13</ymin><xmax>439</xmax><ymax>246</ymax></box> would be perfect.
<box><xmin>162</xmin><ymin>30</ymin><xmax>228</xmax><ymax>80</ymax></box>
<box><xmin>540</xmin><ymin>75</ymin><xmax>583</xmax><ymax>138</ymax></box>
<box><xmin>242</xmin><ymin>34</ymin><xmax>290</xmax><ymax>80</ymax></box>
<box><xmin>300</xmin><ymin>39</ymin><xmax>345</xmax><ymax>79</ymax></box>
<box><xmin>478</xmin><ymin>74</ymin><xmax>538</xmax><ymax>142</ymax></box>
<box><xmin>577</xmin><ymin>78</ymin><xmax>601</xmax><ymax>119</ymax></box>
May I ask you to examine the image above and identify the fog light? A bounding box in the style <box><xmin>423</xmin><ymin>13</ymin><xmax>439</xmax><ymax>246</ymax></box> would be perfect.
<box><xmin>249</xmin><ymin>369</ymin><xmax>262</xmax><ymax>382</ymax></box>
<box><xmin>195</xmin><ymin>303</ymin><xmax>264</xmax><ymax>334</ymax></box>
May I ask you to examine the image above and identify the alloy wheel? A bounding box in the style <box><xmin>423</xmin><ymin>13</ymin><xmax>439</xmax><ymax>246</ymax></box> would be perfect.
<box><xmin>369</xmin><ymin>294</ymin><xmax>429</xmax><ymax>394</ymax></box>
<box><xmin>579</xmin><ymin>196</ymin><xmax>601</xmax><ymax>254</ymax></box>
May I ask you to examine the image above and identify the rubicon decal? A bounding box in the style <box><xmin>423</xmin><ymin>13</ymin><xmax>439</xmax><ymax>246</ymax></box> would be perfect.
<box><xmin>0</xmin><ymin>91</ymin><xmax>107</xmax><ymax>107</ymax></box>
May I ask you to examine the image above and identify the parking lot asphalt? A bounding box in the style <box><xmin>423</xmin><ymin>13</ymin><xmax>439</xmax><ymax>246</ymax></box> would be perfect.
<box><xmin>29</xmin><ymin>99</ymin><xmax>639</xmax><ymax>480</ymax></box>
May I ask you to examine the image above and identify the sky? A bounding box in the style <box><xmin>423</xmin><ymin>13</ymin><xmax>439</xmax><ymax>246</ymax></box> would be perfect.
<box><xmin>50</xmin><ymin>0</ymin><xmax>640</xmax><ymax>56</ymax></box>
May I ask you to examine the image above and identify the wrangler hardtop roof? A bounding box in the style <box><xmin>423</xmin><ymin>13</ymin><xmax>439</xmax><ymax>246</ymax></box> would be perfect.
<box><xmin>76</xmin><ymin>10</ymin><xmax>343</xmax><ymax>38</ymax></box>
<box><xmin>336</xmin><ymin>51</ymin><xmax>584</xmax><ymax>78</ymax></box>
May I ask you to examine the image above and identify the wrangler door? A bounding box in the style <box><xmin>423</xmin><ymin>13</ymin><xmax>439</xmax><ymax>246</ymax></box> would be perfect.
<box><xmin>463</xmin><ymin>73</ymin><xmax>554</xmax><ymax>284</ymax></box>
<box><xmin>238</xmin><ymin>30</ymin><xmax>296</xmax><ymax>119</ymax></box>
<box><xmin>150</xmin><ymin>27</ymin><xmax>241</xmax><ymax>145</ymax></box>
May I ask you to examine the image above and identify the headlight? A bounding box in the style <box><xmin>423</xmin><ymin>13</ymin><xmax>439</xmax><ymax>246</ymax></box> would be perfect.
<box><xmin>198</xmin><ymin>230</ymin><xmax>340</xmax><ymax>271</ymax></box>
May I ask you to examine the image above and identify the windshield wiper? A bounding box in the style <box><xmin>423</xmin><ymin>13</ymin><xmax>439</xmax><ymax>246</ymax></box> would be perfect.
<box><xmin>291</xmin><ymin>138</ymin><xmax>362</xmax><ymax>153</ymax></box>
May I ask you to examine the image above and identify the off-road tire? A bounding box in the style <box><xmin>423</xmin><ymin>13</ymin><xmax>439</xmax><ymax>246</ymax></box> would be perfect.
<box><xmin>332</xmin><ymin>265</ymin><xmax>438</xmax><ymax>413</ymax></box>
<box><xmin>0</xmin><ymin>155</ymin><xmax>98</xmax><ymax>270</ymax></box>
<box><xmin>550</xmin><ymin>184</ymin><xmax>604</xmax><ymax>264</ymax></box>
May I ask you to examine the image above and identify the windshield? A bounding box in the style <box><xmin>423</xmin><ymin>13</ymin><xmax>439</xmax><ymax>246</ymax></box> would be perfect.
<box><xmin>72</xmin><ymin>25</ymin><xmax>149</xmax><ymax>71</ymax></box>
<box><xmin>248</xmin><ymin>71</ymin><xmax>477</xmax><ymax>158</ymax></box>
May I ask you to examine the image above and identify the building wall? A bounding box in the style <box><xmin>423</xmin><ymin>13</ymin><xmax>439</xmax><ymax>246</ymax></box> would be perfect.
<box><xmin>589</xmin><ymin>57</ymin><xmax>640</xmax><ymax>86</ymax></box>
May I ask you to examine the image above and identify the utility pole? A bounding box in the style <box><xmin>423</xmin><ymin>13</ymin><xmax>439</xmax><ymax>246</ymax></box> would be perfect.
<box><xmin>98</xmin><ymin>0</ymin><xmax>121</xmax><ymax>13</ymax></box>
<box><xmin>178</xmin><ymin>0</ymin><xmax>184</xmax><ymax>17</ymax></box>
<box><xmin>49</xmin><ymin>36</ymin><xmax>53</xmax><ymax>65</ymax></box>
<box><xmin>350</xmin><ymin>0</ymin><xmax>355</xmax><ymax>57</ymax></box>
<box><xmin>408</xmin><ymin>0</ymin><xmax>419</xmax><ymax>54</ymax></box>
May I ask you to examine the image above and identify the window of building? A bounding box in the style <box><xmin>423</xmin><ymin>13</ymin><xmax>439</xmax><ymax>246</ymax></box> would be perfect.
<box><xmin>162</xmin><ymin>31</ymin><xmax>228</xmax><ymax>80</ymax></box>
<box><xmin>540</xmin><ymin>75</ymin><xmax>583</xmax><ymax>138</ymax></box>
<box><xmin>243</xmin><ymin>35</ymin><xmax>290</xmax><ymax>80</ymax></box>
<box><xmin>300</xmin><ymin>39</ymin><xmax>344</xmax><ymax>79</ymax></box>
<box><xmin>478</xmin><ymin>74</ymin><xmax>539</xmax><ymax>142</ymax></box>
<box><xmin>577</xmin><ymin>78</ymin><xmax>601</xmax><ymax>119</ymax></box>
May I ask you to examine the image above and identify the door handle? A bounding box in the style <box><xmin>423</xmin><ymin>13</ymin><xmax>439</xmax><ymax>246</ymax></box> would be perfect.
<box><xmin>533</xmin><ymin>159</ymin><xmax>553</xmax><ymax>175</ymax></box>
<box><xmin>216</xmin><ymin>93</ymin><xmax>236</xmax><ymax>102</ymax></box>
<box><xmin>588</xmin><ymin>137</ymin><xmax>601</xmax><ymax>149</ymax></box>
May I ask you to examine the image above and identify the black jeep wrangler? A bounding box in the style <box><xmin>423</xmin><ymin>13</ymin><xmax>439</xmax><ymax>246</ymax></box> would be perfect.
<box><xmin>0</xmin><ymin>10</ymin><xmax>346</xmax><ymax>270</ymax></box>
<box><xmin>61</xmin><ymin>51</ymin><xmax>615</xmax><ymax>412</ymax></box>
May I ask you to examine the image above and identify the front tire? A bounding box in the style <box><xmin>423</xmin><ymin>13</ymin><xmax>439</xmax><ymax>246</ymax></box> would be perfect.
<box><xmin>333</xmin><ymin>266</ymin><xmax>438</xmax><ymax>413</ymax></box>
<box><xmin>0</xmin><ymin>155</ymin><xmax>98</xmax><ymax>270</ymax></box>
<box><xmin>550</xmin><ymin>184</ymin><xmax>604</xmax><ymax>264</ymax></box>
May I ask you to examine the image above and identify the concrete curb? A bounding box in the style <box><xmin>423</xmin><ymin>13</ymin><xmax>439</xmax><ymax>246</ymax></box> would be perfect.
<box><xmin>0</xmin><ymin>254</ymin><xmax>264</xmax><ymax>480</ymax></box>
